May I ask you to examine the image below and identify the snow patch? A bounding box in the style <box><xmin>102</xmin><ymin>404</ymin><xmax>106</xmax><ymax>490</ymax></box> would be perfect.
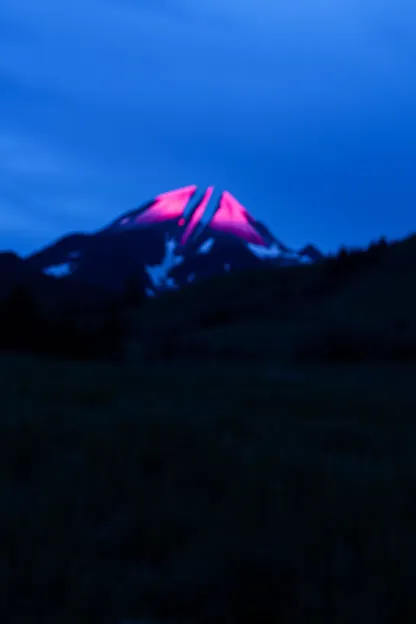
<box><xmin>248</xmin><ymin>242</ymin><xmax>281</xmax><ymax>259</ymax></box>
<box><xmin>43</xmin><ymin>262</ymin><xmax>73</xmax><ymax>278</ymax></box>
<box><xmin>248</xmin><ymin>241</ymin><xmax>314</xmax><ymax>265</ymax></box>
<box><xmin>299</xmin><ymin>254</ymin><xmax>314</xmax><ymax>264</ymax></box>
<box><xmin>145</xmin><ymin>235</ymin><xmax>184</xmax><ymax>291</ymax></box>
<box><xmin>197</xmin><ymin>238</ymin><xmax>215</xmax><ymax>255</ymax></box>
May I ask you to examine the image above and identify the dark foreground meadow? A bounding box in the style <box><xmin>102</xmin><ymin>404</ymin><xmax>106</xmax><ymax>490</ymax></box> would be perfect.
<box><xmin>1</xmin><ymin>354</ymin><xmax>416</xmax><ymax>623</ymax></box>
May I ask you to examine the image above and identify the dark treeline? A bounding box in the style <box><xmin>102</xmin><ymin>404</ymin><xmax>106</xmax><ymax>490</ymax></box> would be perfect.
<box><xmin>1</xmin><ymin>235</ymin><xmax>414</xmax><ymax>364</ymax></box>
<box><xmin>0</xmin><ymin>277</ymin><xmax>146</xmax><ymax>362</ymax></box>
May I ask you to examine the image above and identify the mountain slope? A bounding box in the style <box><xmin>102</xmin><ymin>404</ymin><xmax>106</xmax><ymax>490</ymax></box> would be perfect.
<box><xmin>134</xmin><ymin>233</ymin><xmax>416</xmax><ymax>363</ymax></box>
<box><xmin>22</xmin><ymin>185</ymin><xmax>323</xmax><ymax>295</ymax></box>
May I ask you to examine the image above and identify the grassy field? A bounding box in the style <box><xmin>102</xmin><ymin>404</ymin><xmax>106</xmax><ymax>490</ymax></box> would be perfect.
<box><xmin>1</xmin><ymin>354</ymin><xmax>416</xmax><ymax>622</ymax></box>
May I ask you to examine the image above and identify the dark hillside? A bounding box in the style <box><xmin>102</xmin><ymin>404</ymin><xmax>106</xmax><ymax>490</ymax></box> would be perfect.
<box><xmin>1</xmin><ymin>235</ymin><xmax>416</xmax><ymax>622</ymax></box>
<box><xmin>1</xmin><ymin>234</ymin><xmax>415</xmax><ymax>365</ymax></box>
<box><xmin>135</xmin><ymin>234</ymin><xmax>416</xmax><ymax>363</ymax></box>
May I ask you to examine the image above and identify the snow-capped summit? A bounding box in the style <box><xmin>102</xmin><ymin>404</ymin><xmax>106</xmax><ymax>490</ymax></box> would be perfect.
<box><xmin>23</xmin><ymin>185</ymin><xmax>323</xmax><ymax>295</ymax></box>
<box><xmin>106</xmin><ymin>185</ymin><xmax>277</xmax><ymax>248</ymax></box>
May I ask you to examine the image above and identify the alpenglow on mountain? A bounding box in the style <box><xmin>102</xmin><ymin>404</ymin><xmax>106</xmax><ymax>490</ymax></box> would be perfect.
<box><xmin>23</xmin><ymin>185</ymin><xmax>323</xmax><ymax>295</ymax></box>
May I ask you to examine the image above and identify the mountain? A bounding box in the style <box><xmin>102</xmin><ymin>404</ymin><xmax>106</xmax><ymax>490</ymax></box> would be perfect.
<box><xmin>0</xmin><ymin>251</ymin><xmax>47</xmax><ymax>297</ymax></box>
<box><xmin>7</xmin><ymin>186</ymin><xmax>324</xmax><ymax>297</ymax></box>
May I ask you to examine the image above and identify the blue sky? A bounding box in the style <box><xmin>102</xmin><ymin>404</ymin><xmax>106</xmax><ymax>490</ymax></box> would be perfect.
<box><xmin>1</xmin><ymin>0</ymin><xmax>415</xmax><ymax>255</ymax></box>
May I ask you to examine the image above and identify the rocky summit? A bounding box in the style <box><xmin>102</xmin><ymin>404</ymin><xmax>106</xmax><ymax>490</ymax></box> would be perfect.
<box><xmin>3</xmin><ymin>186</ymin><xmax>323</xmax><ymax>297</ymax></box>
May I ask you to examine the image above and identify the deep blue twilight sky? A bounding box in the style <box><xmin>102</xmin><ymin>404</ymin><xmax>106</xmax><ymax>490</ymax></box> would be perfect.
<box><xmin>1</xmin><ymin>0</ymin><xmax>415</xmax><ymax>256</ymax></box>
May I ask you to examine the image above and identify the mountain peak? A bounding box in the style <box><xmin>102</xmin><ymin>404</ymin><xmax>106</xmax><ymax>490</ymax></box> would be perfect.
<box><xmin>20</xmin><ymin>184</ymin><xmax>323</xmax><ymax>295</ymax></box>
<box><xmin>107</xmin><ymin>185</ymin><xmax>276</xmax><ymax>249</ymax></box>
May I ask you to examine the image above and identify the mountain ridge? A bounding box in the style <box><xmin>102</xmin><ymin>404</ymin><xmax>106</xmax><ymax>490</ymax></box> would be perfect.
<box><xmin>1</xmin><ymin>185</ymin><xmax>324</xmax><ymax>299</ymax></box>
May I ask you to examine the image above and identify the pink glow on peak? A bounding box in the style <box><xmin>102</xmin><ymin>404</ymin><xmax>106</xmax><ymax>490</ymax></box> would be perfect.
<box><xmin>210</xmin><ymin>191</ymin><xmax>266</xmax><ymax>245</ymax></box>
<box><xmin>180</xmin><ymin>186</ymin><xmax>214</xmax><ymax>246</ymax></box>
<box><xmin>134</xmin><ymin>185</ymin><xmax>197</xmax><ymax>225</ymax></box>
